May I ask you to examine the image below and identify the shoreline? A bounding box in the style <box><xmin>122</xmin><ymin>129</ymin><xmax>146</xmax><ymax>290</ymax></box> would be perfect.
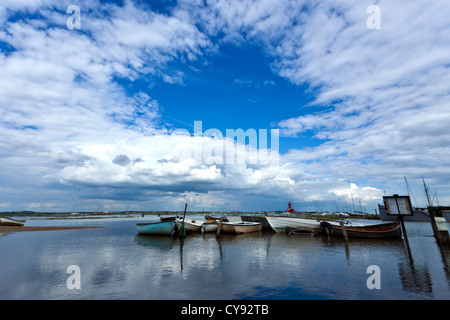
<box><xmin>0</xmin><ymin>226</ymin><xmax>104</xmax><ymax>234</ymax></box>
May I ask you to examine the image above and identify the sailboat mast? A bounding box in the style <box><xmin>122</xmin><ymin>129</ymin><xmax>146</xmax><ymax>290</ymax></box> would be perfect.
<box><xmin>423</xmin><ymin>177</ymin><xmax>432</xmax><ymax>206</ymax></box>
<box><xmin>404</xmin><ymin>176</ymin><xmax>419</xmax><ymax>208</ymax></box>
<box><xmin>404</xmin><ymin>176</ymin><xmax>410</xmax><ymax>196</ymax></box>
<box><xmin>351</xmin><ymin>194</ymin><xmax>355</xmax><ymax>214</ymax></box>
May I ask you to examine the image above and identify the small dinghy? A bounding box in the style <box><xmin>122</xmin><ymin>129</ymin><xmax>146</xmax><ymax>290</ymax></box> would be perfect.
<box><xmin>136</xmin><ymin>220</ymin><xmax>176</xmax><ymax>235</ymax></box>
<box><xmin>320</xmin><ymin>221</ymin><xmax>402</xmax><ymax>239</ymax></box>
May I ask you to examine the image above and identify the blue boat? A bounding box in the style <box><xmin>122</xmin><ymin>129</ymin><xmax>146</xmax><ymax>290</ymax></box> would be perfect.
<box><xmin>136</xmin><ymin>220</ymin><xmax>175</xmax><ymax>235</ymax></box>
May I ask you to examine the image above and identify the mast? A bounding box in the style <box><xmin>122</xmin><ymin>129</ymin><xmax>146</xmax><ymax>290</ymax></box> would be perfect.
<box><xmin>404</xmin><ymin>176</ymin><xmax>410</xmax><ymax>196</ymax></box>
<box><xmin>422</xmin><ymin>177</ymin><xmax>432</xmax><ymax>207</ymax></box>
<box><xmin>433</xmin><ymin>191</ymin><xmax>440</xmax><ymax>206</ymax></box>
<box><xmin>404</xmin><ymin>176</ymin><xmax>420</xmax><ymax>208</ymax></box>
<box><xmin>351</xmin><ymin>194</ymin><xmax>355</xmax><ymax>214</ymax></box>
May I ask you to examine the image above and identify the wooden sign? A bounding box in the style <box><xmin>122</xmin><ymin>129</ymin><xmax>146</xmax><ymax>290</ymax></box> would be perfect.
<box><xmin>383</xmin><ymin>195</ymin><xmax>413</xmax><ymax>216</ymax></box>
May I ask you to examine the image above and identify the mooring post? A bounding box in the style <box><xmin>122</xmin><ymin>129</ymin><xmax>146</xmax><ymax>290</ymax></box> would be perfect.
<box><xmin>340</xmin><ymin>221</ymin><xmax>349</xmax><ymax>241</ymax></box>
<box><xmin>179</xmin><ymin>203</ymin><xmax>187</xmax><ymax>238</ymax></box>
<box><xmin>399</xmin><ymin>215</ymin><xmax>409</xmax><ymax>243</ymax></box>
<box><xmin>216</xmin><ymin>217</ymin><xmax>223</xmax><ymax>236</ymax></box>
<box><xmin>398</xmin><ymin>215</ymin><xmax>412</xmax><ymax>256</ymax></box>
<box><xmin>428</xmin><ymin>206</ymin><xmax>450</xmax><ymax>246</ymax></box>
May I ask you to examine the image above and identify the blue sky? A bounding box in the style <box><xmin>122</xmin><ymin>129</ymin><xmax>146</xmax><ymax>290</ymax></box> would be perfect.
<box><xmin>144</xmin><ymin>43</ymin><xmax>317</xmax><ymax>151</ymax></box>
<box><xmin>1</xmin><ymin>0</ymin><xmax>450</xmax><ymax>213</ymax></box>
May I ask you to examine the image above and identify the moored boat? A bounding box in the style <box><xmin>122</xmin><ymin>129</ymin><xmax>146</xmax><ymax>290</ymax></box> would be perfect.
<box><xmin>265</xmin><ymin>215</ymin><xmax>321</xmax><ymax>233</ymax></box>
<box><xmin>320</xmin><ymin>221</ymin><xmax>402</xmax><ymax>239</ymax></box>
<box><xmin>221</xmin><ymin>222</ymin><xmax>236</xmax><ymax>233</ymax></box>
<box><xmin>175</xmin><ymin>218</ymin><xmax>203</xmax><ymax>233</ymax></box>
<box><xmin>136</xmin><ymin>220</ymin><xmax>175</xmax><ymax>235</ymax></box>
<box><xmin>0</xmin><ymin>216</ymin><xmax>25</xmax><ymax>227</ymax></box>
<box><xmin>232</xmin><ymin>221</ymin><xmax>262</xmax><ymax>234</ymax></box>
<box><xmin>202</xmin><ymin>222</ymin><xmax>218</xmax><ymax>233</ymax></box>
<box><xmin>221</xmin><ymin>221</ymin><xmax>262</xmax><ymax>234</ymax></box>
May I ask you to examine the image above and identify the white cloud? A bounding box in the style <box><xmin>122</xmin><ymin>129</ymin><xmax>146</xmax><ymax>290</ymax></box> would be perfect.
<box><xmin>219</xmin><ymin>0</ymin><xmax>450</xmax><ymax>205</ymax></box>
<box><xmin>1</xmin><ymin>0</ymin><xmax>449</xmax><ymax>211</ymax></box>
<box><xmin>330</xmin><ymin>183</ymin><xmax>382</xmax><ymax>202</ymax></box>
<box><xmin>0</xmin><ymin>0</ymin><xmax>214</xmax><ymax>210</ymax></box>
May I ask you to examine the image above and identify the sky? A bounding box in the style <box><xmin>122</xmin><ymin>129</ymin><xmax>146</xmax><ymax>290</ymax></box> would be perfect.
<box><xmin>1</xmin><ymin>0</ymin><xmax>450</xmax><ymax>213</ymax></box>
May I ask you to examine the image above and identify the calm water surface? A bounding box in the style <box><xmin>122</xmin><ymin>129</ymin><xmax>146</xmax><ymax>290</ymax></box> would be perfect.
<box><xmin>0</xmin><ymin>215</ymin><xmax>449</xmax><ymax>300</ymax></box>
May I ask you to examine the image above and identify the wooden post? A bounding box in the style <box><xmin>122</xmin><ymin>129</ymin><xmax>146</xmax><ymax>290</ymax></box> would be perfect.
<box><xmin>340</xmin><ymin>221</ymin><xmax>349</xmax><ymax>241</ymax></box>
<box><xmin>180</xmin><ymin>203</ymin><xmax>187</xmax><ymax>238</ymax></box>
<box><xmin>398</xmin><ymin>215</ymin><xmax>412</xmax><ymax>256</ymax></box>
<box><xmin>390</xmin><ymin>195</ymin><xmax>411</xmax><ymax>248</ymax></box>
<box><xmin>428</xmin><ymin>206</ymin><xmax>450</xmax><ymax>246</ymax></box>
<box><xmin>399</xmin><ymin>215</ymin><xmax>409</xmax><ymax>243</ymax></box>
<box><xmin>216</xmin><ymin>217</ymin><xmax>223</xmax><ymax>236</ymax></box>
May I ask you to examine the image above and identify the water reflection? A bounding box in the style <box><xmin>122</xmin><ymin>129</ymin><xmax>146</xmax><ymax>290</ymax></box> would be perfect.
<box><xmin>179</xmin><ymin>236</ymin><xmax>184</xmax><ymax>273</ymax></box>
<box><xmin>320</xmin><ymin>234</ymin><xmax>406</xmax><ymax>262</ymax></box>
<box><xmin>0</xmin><ymin>219</ymin><xmax>448</xmax><ymax>299</ymax></box>
<box><xmin>398</xmin><ymin>256</ymin><xmax>433</xmax><ymax>297</ymax></box>
<box><xmin>439</xmin><ymin>245</ymin><xmax>450</xmax><ymax>287</ymax></box>
<box><xmin>134</xmin><ymin>234</ymin><xmax>175</xmax><ymax>251</ymax></box>
<box><xmin>286</xmin><ymin>230</ymin><xmax>444</xmax><ymax>299</ymax></box>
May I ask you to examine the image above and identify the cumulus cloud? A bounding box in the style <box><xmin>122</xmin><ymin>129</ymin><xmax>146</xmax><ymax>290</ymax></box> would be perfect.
<box><xmin>1</xmin><ymin>0</ymin><xmax>448</xmax><ymax>211</ymax></box>
<box><xmin>273</xmin><ymin>1</ymin><xmax>450</xmax><ymax>201</ymax></box>
<box><xmin>188</xmin><ymin>0</ymin><xmax>450</xmax><ymax>204</ymax></box>
<box><xmin>0</xmin><ymin>0</ymin><xmax>213</xmax><ymax>210</ymax></box>
<box><xmin>112</xmin><ymin>154</ymin><xmax>131</xmax><ymax>166</ymax></box>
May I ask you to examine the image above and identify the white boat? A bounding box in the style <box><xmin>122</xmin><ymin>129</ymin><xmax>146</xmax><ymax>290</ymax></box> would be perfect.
<box><xmin>221</xmin><ymin>215</ymin><xmax>242</xmax><ymax>233</ymax></box>
<box><xmin>0</xmin><ymin>216</ymin><xmax>25</xmax><ymax>227</ymax></box>
<box><xmin>175</xmin><ymin>218</ymin><xmax>203</xmax><ymax>232</ymax></box>
<box><xmin>221</xmin><ymin>222</ymin><xmax>236</xmax><ymax>233</ymax></box>
<box><xmin>221</xmin><ymin>221</ymin><xmax>262</xmax><ymax>234</ymax></box>
<box><xmin>202</xmin><ymin>222</ymin><xmax>218</xmax><ymax>233</ymax></box>
<box><xmin>233</xmin><ymin>221</ymin><xmax>263</xmax><ymax>234</ymax></box>
<box><xmin>265</xmin><ymin>215</ymin><xmax>321</xmax><ymax>233</ymax></box>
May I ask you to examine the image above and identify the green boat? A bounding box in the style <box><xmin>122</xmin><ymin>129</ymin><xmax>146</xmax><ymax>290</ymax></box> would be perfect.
<box><xmin>136</xmin><ymin>220</ymin><xmax>175</xmax><ymax>235</ymax></box>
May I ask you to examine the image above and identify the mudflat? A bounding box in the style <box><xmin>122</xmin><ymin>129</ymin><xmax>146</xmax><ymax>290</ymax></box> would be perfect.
<box><xmin>0</xmin><ymin>226</ymin><xmax>103</xmax><ymax>233</ymax></box>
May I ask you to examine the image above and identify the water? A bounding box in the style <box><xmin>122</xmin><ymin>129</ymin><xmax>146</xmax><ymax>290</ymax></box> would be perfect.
<box><xmin>0</xmin><ymin>215</ymin><xmax>449</xmax><ymax>300</ymax></box>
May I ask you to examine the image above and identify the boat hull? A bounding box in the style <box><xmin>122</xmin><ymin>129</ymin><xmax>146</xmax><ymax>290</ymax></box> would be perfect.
<box><xmin>320</xmin><ymin>221</ymin><xmax>402</xmax><ymax>239</ymax></box>
<box><xmin>202</xmin><ymin>222</ymin><xmax>218</xmax><ymax>233</ymax></box>
<box><xmin>233</xmin><ymin>222</ymin><xmax>262</xmax><ymax>234</ymax></box>
<box><xmin>175</xmin><ymin>218</ymin><xmax>203</xmax><ymax>232</ymax></box>
<box><xmin>221</xmin><ymin>221</ymin><xmax>262</xmax><ymax>234</ymax></box>
<box><xmin>265</xmin><ymin>215</ymin><xmax>321</xmax><ymax>233</ymax></box>
<box><xmin>221</xmin><ymin>222</ymin><xmax>236</xmax><ymax>233</ymax></box>
<box><xmin>0</xmin><ymin>216</ymin><xmax>25</xmax><ymax>227</ymax></box>
<box><xmin>136</xmin><ymin>221</ymin><xmax>175</xmax><ymax>235</ymax></box>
